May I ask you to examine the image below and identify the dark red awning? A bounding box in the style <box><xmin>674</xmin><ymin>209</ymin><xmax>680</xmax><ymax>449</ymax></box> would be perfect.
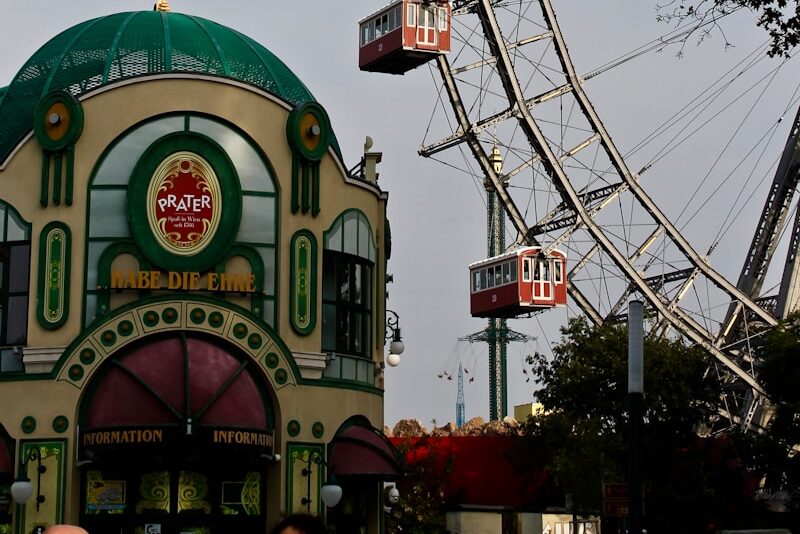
<box><xmin>329</xmin><ymin>425</ymin><xmax>401</xmax><ymax>479</ymax></box>
<box><xmin>0</xmin><ymin>437</ymin><xmax>11</xmax><ymax>474</ymax></box>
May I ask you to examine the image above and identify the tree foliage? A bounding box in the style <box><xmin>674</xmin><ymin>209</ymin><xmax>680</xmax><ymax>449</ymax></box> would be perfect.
<box><xmin>523</xmin><ymin>317</ymin><xmax>761</xmax><ymax>533</ymax></box>
<box><xmin>657</xmin><ymin>0</ymin><xmax>800</xmax><ymax>56</ymax></box>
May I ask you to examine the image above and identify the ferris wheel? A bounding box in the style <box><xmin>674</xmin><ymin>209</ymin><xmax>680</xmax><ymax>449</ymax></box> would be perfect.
<box><xmin>359</xmin><ymin>0</ymin><xmax>800</xmax><ymax>431</ymax></box>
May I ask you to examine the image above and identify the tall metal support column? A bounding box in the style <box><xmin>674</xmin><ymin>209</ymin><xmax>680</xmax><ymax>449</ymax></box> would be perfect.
<box><xmin>487</xmin><ymin>146</ymin><xmax>508</xmax><ymax>420</ymax></box>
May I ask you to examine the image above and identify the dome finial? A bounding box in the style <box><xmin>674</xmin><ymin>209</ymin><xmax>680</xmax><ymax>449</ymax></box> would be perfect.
<box><xmin>154</xmin><ymin>0</ymin><xmax>171</xmax><ymax>12</ymax></box>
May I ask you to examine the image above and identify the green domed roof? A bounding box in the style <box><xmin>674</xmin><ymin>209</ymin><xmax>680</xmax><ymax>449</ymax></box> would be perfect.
<box><xmin>0</xmin><ymin>11</ymin><xmax>338</xmax><ymax>164</ymax></box>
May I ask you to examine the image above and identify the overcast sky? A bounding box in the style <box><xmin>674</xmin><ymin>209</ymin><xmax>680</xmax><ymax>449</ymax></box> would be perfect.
<box><xmin>2</xmin><ymin>1</ymin><xmax>797</xmax><ymax>428</ymax></box>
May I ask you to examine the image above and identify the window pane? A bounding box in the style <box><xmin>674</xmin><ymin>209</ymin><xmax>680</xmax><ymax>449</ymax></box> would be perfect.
<box><xmin>343</xmin><ymin>214</ymin><xmax>358</xmax><ymax>256</ymax></box>
<box><xmin>94</xmin><ymin>117</ymin><xmax>184</xmax><ymax>185</ymax></box>
<box><xmin>323</xmin><ymin>255</ymin><xmax>337</xmax><ymax>301</ymax></box>
<box><xmin>523</xmin><ymin>259</ymin><xmax>531</xmax><ymax>281</ymax></box>
<box><xmin>361</xmin><ymin>24</ymin><xmax>368</xmax><ymax>45</ymax></box>
<box><xmin>554</xmin><ymin>260</ymin><xmax>563</xmax><ymax>283</ymax></box>
<box><xmin>388</xmin><ymin>9</ymin><xmax>395</xmax><ymax>30</ymax></box>
<box><xmin>6</xmin><ymin>295</ymin><xmax>27</xmax><ymax>344</ymax></box>
<box><xmin>353</xmin><ymin>312</ymin><xmax>362</xmax><ymax>353</ymax></box>
<box><xmin>363</xmin><ymin>266</ymin><xmax>372</xmax><ymax>311</ymax></box>
<box><xmin>480</xmin><ymin>269</ymin><xmax>486</xmax><ymax>289</ymax></box>
<box><xmin>369</xmin><ymin>21</ymin><xmax>375</xmax><ymax>41</ymax></box>
<box><xmin>472</xmin><ymin>271</ymin><xmax>480</xmax><ymax>292</ymax></box>
<box><xmin>190</xmin><ymin>117</ymin><xmax>274</xmax><ymax>193</ymax></box>
<box><xmin>407</xmin><ymin>4</ymin><xmax>416</xmax><ymax>26</ymax></box>
<box><xmin>494</xmin><ymin>266</ymin><xmax>502</xmax><ymax>286</ymax></box>
<box><xmin>85</xmin><ymin>294</ymin><xmax>97</xmax><ymax>326</ymax></box>
<box><xmin>502</xmin><ymin>262</ymin><xmax>510</xmax><ymax>284</ymax></box>
<box><xmin>262</xmin><ymin>298</ymin><xmax>275</xmax><ymax>328</ymax></box>
<box><xmin>341</xmin><ymin>356</ymin><xmax>357</xmax><ymax>380</ymax></box>
<box><xmin>0</xmin><ymin>348</ymin><xmax>22</xmax><ymax>373</ymax></box>
<box><xmin>7</xmin><ymin>210</ymin><xmax>27</xmax><ymax>241</ymax></box>
<box><xmin>90</xmin><ymin>190</ymin><xmax>130</xmax><ymax>238</ymax></box>
<box><xmin>510</xmin><ymin>262</ymin><xmax>517</xmax><ymax>282</ymax></box>
<box><xmin>257</xmin><ymin>247</ymin><xmax>276</xmax><ymax>296</ymax></box>
<box><xmin>8</xmin><ymin>244</ymin><xmax>29</xmax><ymax>293</ymax></box>
<box><xmin>338</xmin><ymin>261</ymin><xmax>351</xmax><ymax>302</ymax></box>
<box><xmin>237</xmin><ymin>196</ymin><xmax>276</xmax><ymax>243</ymax></box>
<box><xmin>353</xmin><ymin>264</ymin><xmax>363</xmax><ymax>305</ymax></box>
<box><xmin>326</xmin><ymin>220</ymin><xmax>343</xmax><ymax>252</ymax></box>
<box><xmin>322</xmin><ymin>303</ymin><xmax>336</xmax><ymax>351</ymax></box>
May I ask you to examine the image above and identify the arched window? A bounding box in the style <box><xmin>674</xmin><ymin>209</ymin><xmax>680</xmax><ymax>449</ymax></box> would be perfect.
<box><xmin>85</xmin><ymin>114</ymin><xmax>277</xmax><ymax>326</ymax></box>
<box><xmin>322</xmin><ymin>210</ymin><xmax>376</xmax><ymax>358</ymax></box>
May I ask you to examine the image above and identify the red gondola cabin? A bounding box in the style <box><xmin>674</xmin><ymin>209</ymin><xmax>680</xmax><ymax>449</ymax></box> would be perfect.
<box><xmin>359</xmin><ymin>0</ymin><xmax>452</xmax><ymax>74</ymax></box>
<box><xmin>469</xmin><ymin>247</ymin><xmax>567</xmax><ymax>318</ymax></box>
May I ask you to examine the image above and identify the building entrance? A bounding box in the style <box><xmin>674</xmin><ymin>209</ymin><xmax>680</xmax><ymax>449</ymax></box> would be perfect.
<box><xmin>81</xmin><ymin>458</ymin><xmax>264</xmax><ymax>534</ymax></box>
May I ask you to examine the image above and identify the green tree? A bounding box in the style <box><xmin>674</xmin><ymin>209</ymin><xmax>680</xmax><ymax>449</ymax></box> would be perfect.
<box><xmin>657</xmin><ymin>0</ymin><xmax>800</xmax><ymax>56</ymax></box>
<box><xmin>523</xmin><ymin>317</ymin><xmax>760</xmax><ymax>533</ymax></box>
<box><xmin>742</xmin><ymin>314</ymin><xmax>800</xmax><ymax>519</ymax></box>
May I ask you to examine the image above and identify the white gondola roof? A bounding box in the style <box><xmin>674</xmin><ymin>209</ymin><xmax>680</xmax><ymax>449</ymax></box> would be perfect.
<box><xmin>468</xmin><ymin>245</ymin><xmax>565</xmax><ymax>269</ymax></box>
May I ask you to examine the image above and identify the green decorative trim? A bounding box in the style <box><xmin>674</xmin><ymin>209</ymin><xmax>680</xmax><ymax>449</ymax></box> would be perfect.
<box><xmin>53</xmin><ymin>295</ymin><xmax>302</xmax><ymax>393</ymax></box>
<box><xmin>33</xmin><ymin>91</ymin><xmax>84</xmax><ymax>207</ymax></box>
<box><xmin>127</xmin><ymin>132</ymin><xmax>242</xmax><ymax>272</ymax></box>
<box><xmin>79</xmin><ymin>348</ymin><xmax>96</xmax><ymax>365</ymax></box>
<box><xmin>52</xmin><ymin>416</ymin><xmax>69</xmax><ymax>433</ymax></box>
<box><xmin>286</xmin><ymin>443</ymin><xmax>324</xmax><ymax>516</ymax></box>
<box><xmin>68</xmin><ymin>364</ymin><xmax>85</xmax><ymax>381</ymax></box>
<box><xmin>99</xmin><ymin>330</ymin><xmax>117</xmax><ymax>346</ymax></box>
<box><xmin>247</xmin><ymin>333</ymin><xmax>263</xmax><ymax>350</ymax></box>
<box><xmin>286</xmin><ymin>102</ymin><xmax>330</xmax><ymax>216</ymax></box>
<box><xmin>36</xmin><ymin>221</ymin><xmax>71</xmax><ymax>330</ymax></box>
<box><xmin>265</xmin><ymin>352</ymin><xmax>280</xmax><ymax>369</ymax></box>
<box><xmin>190</xmin><ymin>307</ymin><xmax>207</xmax><ymax>324</ymax></box>
<box><xmin>142</xmin><ymin>310</ymin><xmax>159</xmax><ymax>327</ymax></box>
<box><xmin>311</xmin><ymin>422</ymin><xmax>324</xmax><ymax>439</ymax></box>
<box><xmin>233</xmin><ymin>322</ymin><xmax>248</xmax><ymax>339</ymax></box>
<box><xmin>20</xmin><ymin>416</ymin><xmax>36</xmax><ymax>434</ymax></box>
<box><xmin>15</xmin><ymin>441</ymin><xmax>66</xmax><ymax>532</ymax></box>
<box><xmin>117</xmin><ymin>319</ymin><xmax>134</xmax><ymax>337</ymax></box>
<box><xmin>286</xmin><ymin>102</ymin><xmax>331</xmax><ymax>162</ymax></box>
<box><xmin>208</xmin><ymin>311</ymin><xmax>224</xmax><ymax>328</ymax></box>
<box><xmin>287</xmin><ymin>420</ymin><xmax>301</xmax><ymax>437</ymax></box>
<box><xmin>384</xmin><ymin>218</ymin><xmax>392</xmax><ymax>261</ymax></box>
<box><xmin>162</xmin><ymin>307</ymin><xmax>179</xmax><ymax>324</ymax></box>
<box><xmin>275</xmin><ymin>368</ymin><xmax>288</xmax><ymax>385</ymax></box>
<box><xmin>290</xmin><ymin>230</ymin><xmax>317</xmax><ymax>336</ymax></box>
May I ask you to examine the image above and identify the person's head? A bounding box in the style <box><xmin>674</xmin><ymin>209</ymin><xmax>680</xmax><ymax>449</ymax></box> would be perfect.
<box><xmin>44</xmin><ymin>526</ymin><xmax>89</xmax><ymax>534</ymax></box>
<box><xmin>270</xmin><ymin>513</ymin><xmax>326</xmax><ymax>534</ymax></box>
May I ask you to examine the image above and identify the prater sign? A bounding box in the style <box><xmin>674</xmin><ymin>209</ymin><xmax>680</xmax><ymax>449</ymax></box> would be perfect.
<box><xmin>147</xmin><ymin>151</ymin><xmax>221</xmax><ymax>256</ymax></box>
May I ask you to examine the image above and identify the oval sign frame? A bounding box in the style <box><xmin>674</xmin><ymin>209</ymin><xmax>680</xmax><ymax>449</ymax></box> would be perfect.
<box><xmin>127</xmin><ymin>133</ymin><xmax>242</xmax><ymax>273</ymax></box>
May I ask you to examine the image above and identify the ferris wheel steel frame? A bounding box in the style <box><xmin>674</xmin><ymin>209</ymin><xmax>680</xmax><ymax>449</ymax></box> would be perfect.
<box><xmin>424</xmin><ymin>0</ymin><xmax>787</xmax><ymax>430</ymax></box>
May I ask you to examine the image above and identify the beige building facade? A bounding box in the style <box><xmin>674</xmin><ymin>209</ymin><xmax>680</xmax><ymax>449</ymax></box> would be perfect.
<box><xmin>0</xmin><ymin>8</ymin><xmax>398</xmax><ymax>534</ymax></box>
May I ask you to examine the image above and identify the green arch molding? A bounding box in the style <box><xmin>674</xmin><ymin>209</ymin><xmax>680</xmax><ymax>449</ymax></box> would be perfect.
<box><xmin>53</xmin><ymin>295</ymin><xmax>300</xmax><ymax>392</ymax></box>
<box><xmin>95</xmin><ymin>241</ymin><xmax>153</xmax><ymax>317</ymax></box>
<box><xmin>37</xmin><ymin>221</ymin><xmax>71</xmax><ymax>329</ymax></box>
<box><xmin>290</xmin><ymin>230</ymin><xmax>317</xmax><ymax>335</ymax></box>
<box><xmin>126</xmin><ymin>132</ymin><xmax>243</xmax><ymax>273</ymax></box>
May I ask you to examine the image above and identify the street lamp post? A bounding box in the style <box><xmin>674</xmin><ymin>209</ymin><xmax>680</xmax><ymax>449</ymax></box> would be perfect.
<box><xmin>385</xmin><ymin>309</ymin><xmax>404</xmax><ymax>367</ymax></box>
<box><xmin>628</xmin><ymin>300</ymin><xmax>644</xmax><ymax>534</ymax></box>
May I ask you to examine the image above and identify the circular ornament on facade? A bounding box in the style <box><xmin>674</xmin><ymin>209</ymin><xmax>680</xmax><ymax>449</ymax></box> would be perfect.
<box><xmin>265</xmin><ymin>352</ymin><xmax>280</xmax><ymax>369</ymax></box>
<box><xmin>232</xmin><ymin>322</ymin><xmax>248</xmax><ymax>339</ymax></box>
<box><xmin>127</xmin><ymin>133</ymin><xmax>242</xmax><ymax>272</ymax></box>
<box><xmin>208</xmin><ymin>311</ymin><xmax>224</xmax><ymax>328</ymax></box>
<box><xmin>100</xmin><ymin>330</ymin><xmax>117</xmax><ymax>346</ymax></box>
<box><xmin>79</xmin><ymin>348</ymin><xmax>96</xmax><ymax>365</ymax></box>
<box><xmin>287</xmin><ymin>419</ymin><xmax>301</xmax><ymax>437</ymax></box>
<box><xmin>33</xmin><ymin>90</ymin><xmax>84</xmax><ymax>151</ymax></box>
<box><xmin>190</xmin><ymin>307</ymin><xmax>206</xmax><ymax>325</ymax></box>
<box><xmin>286</xmin><ymin>102</ymin><xmax>331</xmax><ymax>161</ymax></box>
<box><xmin>247</xmin><ymin>333</ymin><xmax>262</xmax><ymax>350</ymax></box>
<box><xmin>311</xmin><ymin>422</ymin><xmax>325</xmax><ymax>439</ymax></box>
<box><xmin>69</xmin><ymin>364</ymin><xmax>85</xmax><ymax>381</ymax></box>
<box><xmin>52</xmin><ymin>415</ymin><xmax>69</xmax><ymax>434</ymax></box>
<box><xmin>162</xmin><ymin>307</ymin><xmax>179</xmax><ymax>324</ymax></box>
<box><xmin>21</xmin><ymin>416</ymin><xmax>37</xmax><ymax>434</ymax></box>
<box><xmin>117</xmin><ymin>320</ymin><xmax>134</xmax><ymax>337</ymax></box>
<box><xmin>274</xmin><ymin>368</ymin><xmax>288</xmax><ymax>385</ymax></box>
<box><xmin>143</xmin><ymin>310</ymin><xmax>160</xmax><ymax>327</ymax></box>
